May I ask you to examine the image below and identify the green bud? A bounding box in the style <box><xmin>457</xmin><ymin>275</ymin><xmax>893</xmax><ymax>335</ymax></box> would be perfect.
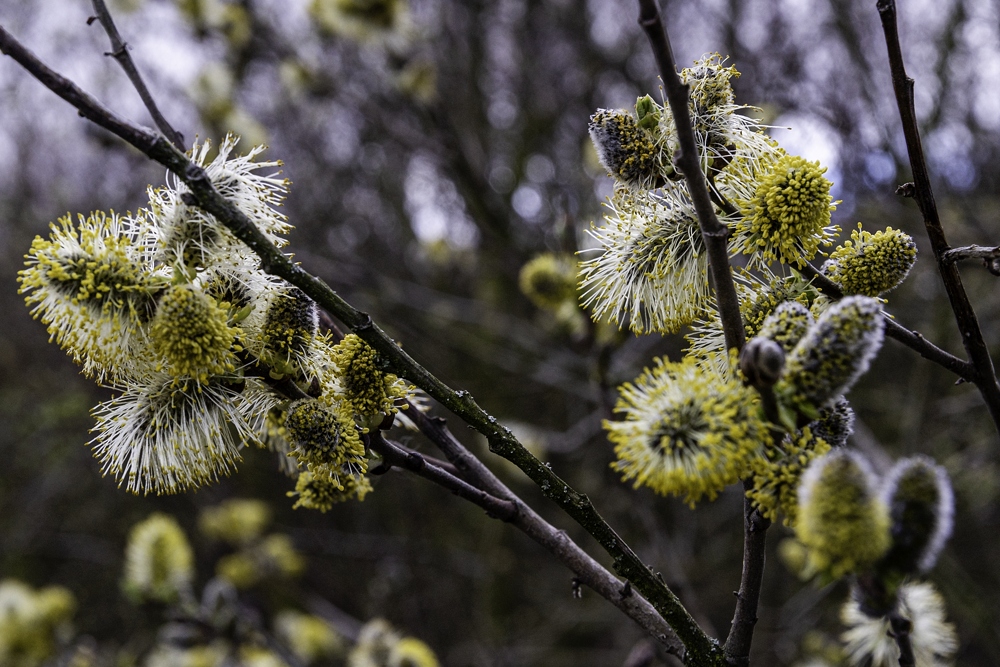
<box><xmin>823</xmin><ymin>224</ymin><xmax>917</xmax><ymax>297</ymax></box>
<box><xmin>776</xmin><ymin>296</ymin><xmax>885</xmax><ymax>418</ymax></box>
<box><xmin>796</xmin><ymin>450</ymin><xmax>890</xmax><ymax>580</ymax></box>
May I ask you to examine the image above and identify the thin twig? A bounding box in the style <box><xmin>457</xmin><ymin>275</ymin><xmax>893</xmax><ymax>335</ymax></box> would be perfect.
<box><xmin>403</xmin><ymin>406</ymin><xmax>685</xmax><ymax>658</ymax></box>
<box><xmin>635</xmin><ymin>2</ymin><xmax>760</xmax><ymax>663</ymax></box>
<box><xmin>88</xmin><ymin>0</ymin><xmax>184</xmax><ymax>148</ymax></box>
<box><xmin>367</xmin><ymin>432</ymin><xmax>519</xmax><ymax>522</ymax></box>
<box><xmin>797</xmin><ymin>261</ymin><xmax>975</xmax><ymax>381</ymax></box>
<box><xmin>0</xmin><ymin>25</ymin><xmax>705</xmax><ymax>663</ymax></box>
<box><xmin>942</xmin><ymin>244</ymin><xmax>1000</xmax><ymax>275</ymax></box>
<box><xmin>876</xmin><ymin>0</ymin><xmax>1000</xmax><ymax>438</ymax></box>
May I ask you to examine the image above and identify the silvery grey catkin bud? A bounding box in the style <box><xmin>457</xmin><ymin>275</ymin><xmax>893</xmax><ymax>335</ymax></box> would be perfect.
<box><xmin>757</xmin><ymin>301</ymin><xmax>814</xmax><ymax>353</ymax></box>
<box><xmin>588</xmin><ymin>109</ymin><xmax>663</xmax><ymax>190</ymax></box>
<box><xmin>776</xmin><ymin>296</ymin><xmax>885</xmax><ymax>419</ymax></box>
<box><xmin>879</xmin><ymin>455</ymin><xmax>954</xmax><ymax>575</ymax></box>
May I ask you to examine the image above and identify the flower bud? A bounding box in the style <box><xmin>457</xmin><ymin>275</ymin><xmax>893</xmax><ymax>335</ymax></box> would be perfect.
<box><xmin>518</xmin><ymin>253</ymin><xmax>578</xmax><ymax>310</ymax></box>
<box><xmin>757</xmin><ymin>300</ymin><xmax>814</xmax><ymax>353</ymax></box>
<box><xmin>589</xmin><ymin>109</ymin><xmax>663</xmax><ymax>190</ymax></box>
<box><xmin>879</xmin><ymin>455</ymin><xmax>954</xmax><ymax>575</ymax></box>
<box><xmin>777</xmin><ymin>296</ymin><xmax>885</xmax><ymax>418</ymax></box>
<box><xmin>796</xmin><ymin>450</ymin><xmax>890</xmax><ymax>579</ymax></box>
<box><xmin>150</xmin><ymin>284</ymin><xmax>239</xmax><ymax>382</ymax></box>
<box><xmin>284</xmin><ymin>399</ymin><xmax>366</xmax><ymax>469</ymax></box>
<box><xmin>823</xmin><ymin>224</ymin><xmax>917</xmax><ymax>297</ymax></box>
<box><xmin>808</xmin><ymin>396</ymin><xmax>854</xmax><ymax>448</ymax></box>
<box><xmin>122</xmin><ymin>513</ymin><xmax>194</xmax><ymax>603</ymax></box>
<box><xmin>736</xmin><ymin>153</ymin><xmax>837</xmax><ymax>267</ymax></box>
<box><xmin>739</xmin><ymin>336</ymin><xmax>785</xmax><ymax>387</ymax></box>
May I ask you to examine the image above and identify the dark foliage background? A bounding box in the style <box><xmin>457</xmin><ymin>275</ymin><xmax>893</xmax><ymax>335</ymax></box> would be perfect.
<box><xmin>1</xmin><ymin>0</ymin><xmax>999</xmax><ymax>664</ymax></box>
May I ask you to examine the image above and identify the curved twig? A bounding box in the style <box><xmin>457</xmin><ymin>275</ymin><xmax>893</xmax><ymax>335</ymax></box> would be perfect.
<box><xmin>876</xmin><ymin>0</ymin><xmax>1000</xmax><ymax>438</ymax></box>
<box><xmin>88</xmin><ymin>0</ymin><xmax>184</xmax><ymax>148</ymax></box>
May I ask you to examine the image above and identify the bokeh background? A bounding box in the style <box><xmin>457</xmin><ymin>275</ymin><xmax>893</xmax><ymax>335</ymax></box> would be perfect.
<box><xmin>1</xmin><ymin>0</ymin><xmax>999</xmax><ymax>664</ymax></box>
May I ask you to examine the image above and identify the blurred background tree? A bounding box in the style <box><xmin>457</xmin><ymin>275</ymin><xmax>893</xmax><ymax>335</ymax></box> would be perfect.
<box><xmin>1</xmin><ymin>0</ymin><xmax>999</xmax><ymax>664</ymax></box>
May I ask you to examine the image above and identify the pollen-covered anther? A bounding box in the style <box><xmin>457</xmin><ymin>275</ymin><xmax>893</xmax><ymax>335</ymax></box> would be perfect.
<box><xmin>757</xmin><ymin>300</ymin><xmax>814</xmax><ymax>353</ymax></box>
<box><xmin>259</xmin><ymin>286</ymin><xmax>320</xmax><ymax>376</ymax></box>
<box><xmin>606</xmin><ymin>353</ymin><xmax>767</xmax><ymax>506</ymax></box>
<box><xmin>747</xmin><ymin>427</ymin><xmax>831</xmax><ymax>527</ymax></box>
<box><xmin>150</xmin><ymin>284</ymin><xmax>240</xmax><ymax>382</ymax></box>
<box><xmin>823</xmin><ymin>224</ymin><xmax>917</xmax><ymax>297</ymax></box>
<box><xmin>735</xmin><ymin>153</ymin><xmax>838</xmax><ymax>267</ymax></box>
<box><xmin>288</xmin><ymin>468</ymin><xmax>373</xmax><ymax>512</ymax></box>
<box><xmin>284</xmin><ymin>398</ymin><xmax>367</xmax><ymax>470</ymax></box>
<box><xmin>331</xmin><ymin>334</ymin><xmax>410</xmax><ymax>422</ymax></box>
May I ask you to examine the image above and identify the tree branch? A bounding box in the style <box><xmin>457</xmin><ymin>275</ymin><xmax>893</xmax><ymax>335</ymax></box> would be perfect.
<box><xmin>876</xmin><ymin>0</ymin><xmax>1000</xmax><ymax>438</ymax></box>
<box><xmin>635</xmin><ymin>2</ymin><xmax>760</xmax><ymax>663</ymax></box>
<box><xmin>88</xmin><ymin>0</ymin><xmax>184</xmax><ymax>148</ymax></box>
<box><xmin>636</xmin><ymin>0</ymin><xmax>745</xmax><ymax>355</ymax></box>
<box><xmin>366</xmin><ymin>432</ymin><xmax>519</xmax><ymax>522</ymax></box>
<box><xmin>797</xmin><ymin>261</ymin><xmax>976</xmax><ymax>381</ymax></box>
<box><xmin>400</xmin><ymin>404</ymin><xmax>685</xmax><ymax>658</ymax></box>
<box><xmin>0</xmin><ymin>24</ymin><xmax>711</xmax><ymax>663</ymax></box>
<box><xmin>942</xmin><ymin>244</ymin><xmax>1000</xmax><ymax>275</ymax></box>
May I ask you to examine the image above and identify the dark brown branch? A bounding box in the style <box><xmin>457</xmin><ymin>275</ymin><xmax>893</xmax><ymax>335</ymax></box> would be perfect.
<box><xmin>367</xmin><ymin>432</ymin><xmax>518</xmax><ymax>522</ymax></box>
<box><xmin>88</xmin><ymin>0</ymin><xmax>184</xmax><ymax>148</ymax></box>
<box><xmin>942</xmin><ymin>244</ymin><xmax>1000</xmax><ymax>275</ymax></box>
<box><xmin>403</xmin><ymin>405</ymin><xmax>685</xmax><ymax>658</ymax></box>
<box><xmin>636</xmin><ymin>3</ymin><xmax>756</xmax><ymax>663</ymax></box>
<box><xmin>723</xmin><ymin>492</ymin><xmax>768</xmax><ymax>666</ymax></box>
<box><xmin>0</xmin><ymin>25</ymin><xmax>705</xmax><ymax>662</ymax></box>
<box><xmin>876</xmin><ymin>0</ymin><xmax>1000</xmax><ymax>437</ymax></box>
<box><xmin>637</xmin><ymin>0</ymin><xmax>745</xmax><ymax>355</ymax></box>
<box><xmin>797</xmin><ymin>262</ymin><xmax>975</xmax><ymax>381</ymax></box>
<box><xmin>888</xmin><ymin>612</ymin><xmax>916</xmax><ymax>667</ymax></box>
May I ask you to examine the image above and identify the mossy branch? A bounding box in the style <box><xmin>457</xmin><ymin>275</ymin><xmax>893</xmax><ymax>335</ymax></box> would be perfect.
<box><xmin>0</xmin><ymin>24</ymin><xmax>717</xmax><ymax>665</ymax></box>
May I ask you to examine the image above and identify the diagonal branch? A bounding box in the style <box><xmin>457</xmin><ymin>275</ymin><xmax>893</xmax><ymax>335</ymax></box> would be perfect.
<box><xmin>797</xmin><ymin>262</ymin><xmax>975</xmax><ymax>381</ymax></box>
<box><xmin>398</xmin><ymin>405</ymin><xmax>685</xmax><ymax>657</ymax></box>
<box><xmin>876</xmin><ymin>0</ymin><xmax>1000</xmax><ymax>438</ymax></box>
<box><xmin>636</xmin><ymin>0</ymin><xmax>745</xmax><ymax>354</ymax></box>
<box><xmin>89</xmin><ymin>0</ymin><xmax>184</xmax><ymax>148</ymax></box>
<box><xmin>0</xmin><ymin>24</ymin><xmax>715</xmax><ymax>664</ymax></box>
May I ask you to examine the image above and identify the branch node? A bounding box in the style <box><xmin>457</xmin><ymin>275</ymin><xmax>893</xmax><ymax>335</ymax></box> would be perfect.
<box><xmin>896</xmin><ymin>182</ymin><xmax>916</xmax><ymax>198</ymax></box>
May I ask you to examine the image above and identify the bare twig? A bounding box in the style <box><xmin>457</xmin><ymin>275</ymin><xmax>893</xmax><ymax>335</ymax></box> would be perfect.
<box><xmin>367</xmin><ymin>432</ymin><xmax>519</xmax><ymax>522</ymax></box>
<box><xmin>88</xmin><ymin>0</ymin><xmax>184</xmax><ymax>148</ymax></box>
<box><xmin>888</xmin><ymin>612</ymin><xmax>916</xmax><ymax>667</ymax></box>
<box><xmin>403</xmin><ymin>404</ymin><xmax>685</xmax><ymax>657</ymax></box>
<box><xmin>636</xmin><ymin>0</ymin><xmax>745</xmax><ymax>354</ymax></box>
<box><xmin>942</xmin><ymin>244</ymin><xmax>1000</xmax><ymax>275</ymax></box>
<box><xmin>797</xmin><ymin>261</ymin><xmax>975</xmax><ymax>381</ymax></box>
<box><xmin>876</xmin><ymin>0</ymin><xmax>1000</xmax><ymax>438</ymax></box>
<box><xmin>0</xmin><ymin>25</ymin><xmax>706</xmax><ymax>663</ymax></box>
